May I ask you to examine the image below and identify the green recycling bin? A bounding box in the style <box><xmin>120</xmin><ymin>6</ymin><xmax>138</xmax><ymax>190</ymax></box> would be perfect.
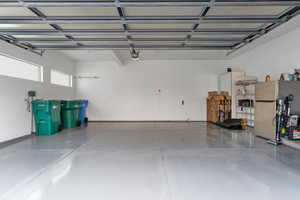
<box><xmin>32</xmin><ymin>100</ymin><xmax>61</xmax><ymax>136</ymax></box>
<box><xmin>61</xmin><ymin>100</ymin><xmax>81</xmax><ymax>129</ymax></box>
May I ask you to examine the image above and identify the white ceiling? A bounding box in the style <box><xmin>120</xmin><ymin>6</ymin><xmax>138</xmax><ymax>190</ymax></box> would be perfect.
<box><xmin>62</xmin><ymin>50</ymin><xmax>120</xmax><ymax>62</ymax></box>
<box><xmin>207</xmin><ymin>6</ymin><xmax>289</xmax><ymax>16</ymax></box>
<box><xmin>125</xmin><ymin>6</ymin><xmax>203</xmax><ymax>16</ymax></box>
<box><xmin>62</xmin><ymin>49</ymin><xmax>230</xmax><ymax>64</ymax></box>
<box><xmin>38</xmin><ymin>7</ymin><xmax>119</xmax><ymax>16</ymax></box>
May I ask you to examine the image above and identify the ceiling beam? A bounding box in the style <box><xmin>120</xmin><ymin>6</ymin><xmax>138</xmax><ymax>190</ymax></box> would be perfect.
<box><xmin>0</xmin><ymin>17</ymin><xmax>281</xmax><ymax>24</ymax></box>
<box><xmin>24</xmin><ymin>6</ymin><xmax>82</xmax><ymax>47</ymax></box>
<box><xmin>0</xmin><ymin>16</ymin><xmax>279</xmax><ymax>20</ymax></box>
<box><xmin>228</xmin><ymin>6</ymin><xmax>300</xmax><ymax>55</ymax></box>
<box><xmin>0</xmin><ymin>35</ymin><xmax>42</xmax><ymax>55</ymax></box>
<box><xmin>33</xmin><ymin>45</ymin><xmax>232</xmax><ymax>50</ymax></box>
<box><xmin>0</xmin><ymin>1</ymin><xmax>299</xmax><ymax>7</ymax></box>
<box><xmin>114</xmin><ymin>0</ymin><xmax>134</xmax><ymax>53</ymax></box>
<box><xmin>16</xmin><ymin>38</ymin><xmax>243</xmax><ymax>42</ymax></box>
<box><xmin>0</xmin><ymin>1</ymin><xmax>42</xmax><ymax>53</ymax></box>
<box><xmin>0</xmin><ymin>29</ymin><xmax>259</xmax><ymax>35</ymax></box>
<box><xmin>182</xmin><ymin>0</ymin><xmax>212</xmax><ymax>47</ymax></box>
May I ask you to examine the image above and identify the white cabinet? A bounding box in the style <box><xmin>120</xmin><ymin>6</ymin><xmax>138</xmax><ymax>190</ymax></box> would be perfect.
<box><xmin>218</xmin><ymin>72</ymin><xmax>245</xmax><ymax>119</ymax></box>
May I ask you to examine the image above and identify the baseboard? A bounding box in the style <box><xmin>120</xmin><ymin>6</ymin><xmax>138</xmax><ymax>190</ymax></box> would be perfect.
<box><xmin>0</xmin><ymin>134</ymin><xmax>33</xmax><ymax>150</ymax></box>
<box><xmin>89</xmin><ymin>120</ymin><xmax>207</xmax><ymax>123</ymax></box>
<box><xmin>282</xmin><ymin>138</ymin><xmax>300</xmax><ymax>150</ymax></box>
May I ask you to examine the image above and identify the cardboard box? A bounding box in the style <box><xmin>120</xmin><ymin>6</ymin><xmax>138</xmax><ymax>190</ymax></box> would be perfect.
<box><xmin>208</xmin><ymin>91</ymin><xmax>230</xmax><ymax>97</ymax></box>
<box><xmin>208</xmin><ymin>91</ymin><xmax>219</xmax><ymax>96</ymax></box>
<box><xmin>220</xmin><ymin>91</ymin><xmax>230</xmax><ymax>96</ymax></box>
<box><xmin>207</xmin><ymin>91</ymin><xmax>231</xmax><ymax>123</ymax></box>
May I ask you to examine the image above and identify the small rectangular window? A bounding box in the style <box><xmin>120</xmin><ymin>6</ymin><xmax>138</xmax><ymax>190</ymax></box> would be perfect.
<box><xmin>51</xmin><ymin>70</ymin><xmax>72</xmax><ymax>87</ymax></box>
<box><xmin>0</xmin><ymin>53</ymin><xmax>43</xmax><ymax>82</ymax></box>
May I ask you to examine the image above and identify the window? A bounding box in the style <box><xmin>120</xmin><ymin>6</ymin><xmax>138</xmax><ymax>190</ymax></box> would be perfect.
<box><xmin>51</xmin><ymin>70</ymin><xmax>72</xmax><ymax>87</ymax></box>
<box><xmin>0</xmin><ymin>53</ymin><xmax>43</xmax><ymax>82</ymax></box>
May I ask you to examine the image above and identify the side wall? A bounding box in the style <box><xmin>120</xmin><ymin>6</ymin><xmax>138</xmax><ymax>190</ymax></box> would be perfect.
<box><xmin>76</xmin><ymin>60</ymin><xmax>227</xmax><ymax>121</ymax></box>
<box><xmin>0</xmin><ymin>41</ymin><xmax>75</xmax><ymax>142</ymax></box>
<box><xmin>230</xmin><ymin>20</ymin><xmax>300</xmax><ymax>81</ymax></box>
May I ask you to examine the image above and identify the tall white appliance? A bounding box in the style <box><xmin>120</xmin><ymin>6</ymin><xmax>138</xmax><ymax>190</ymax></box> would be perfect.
<box><xmin>218</xmin><ymin>71</ymin><xmax>245</xmax><ymax>118</ymax></box>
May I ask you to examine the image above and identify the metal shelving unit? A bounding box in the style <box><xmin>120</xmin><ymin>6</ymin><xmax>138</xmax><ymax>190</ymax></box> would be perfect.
<box><xmin>235</xmin><ymin>79</ymin><xmax>257</xmax><ymax>127</ymax></box>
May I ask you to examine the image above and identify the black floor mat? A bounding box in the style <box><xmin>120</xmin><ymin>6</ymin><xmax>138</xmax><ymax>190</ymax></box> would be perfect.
<box><xmin>216</xmin><ymin>119</ymin><xmax>243</xmax><ymax>130</ymax></box>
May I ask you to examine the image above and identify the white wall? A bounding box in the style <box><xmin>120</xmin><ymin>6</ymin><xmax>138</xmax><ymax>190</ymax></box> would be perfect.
<box><xmin>75</xmin><ymin>16</ymin><xmax>300</xmax><ymax>122</ymax></box>
<box><xmin>76</xmin><ymin>60</ymin><xmax>228</xmax><ymax>121</ymax></box>
<box><xmin>230</xmin><ymin>21</ymin><xmax>300</xmax><ymax>81</ymax></box>
<box><xmin>0</xmin><ymin>41</ymin><xmax>75</xmax><ymax>142</ymax></box>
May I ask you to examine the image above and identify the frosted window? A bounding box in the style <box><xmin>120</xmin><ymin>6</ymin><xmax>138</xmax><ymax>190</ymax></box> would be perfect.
<box><xmin>0</xmin><ymin>54</ymin><xmax>43</xmax><ymax>82</ymax></box>
<box><xmin>51</xmin><ymin>70</ymin><xmax>72</xmax><ymax>87</ymax></box>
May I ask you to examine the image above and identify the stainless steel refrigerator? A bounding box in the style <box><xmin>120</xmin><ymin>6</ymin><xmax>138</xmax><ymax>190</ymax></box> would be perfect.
<box><xmin>255</xmin><ymin>81</ymin><xmax>300</xmax><ymax>140</ymax></box>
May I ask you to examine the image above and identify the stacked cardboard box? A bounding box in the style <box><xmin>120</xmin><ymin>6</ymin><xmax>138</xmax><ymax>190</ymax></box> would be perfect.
<box><xmin>207</xmin><ymin>91</ymin><xmax>231</xmax><ymax>123</ymax></box>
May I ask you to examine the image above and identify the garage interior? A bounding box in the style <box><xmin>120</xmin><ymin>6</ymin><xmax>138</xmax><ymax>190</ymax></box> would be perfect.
<box><xmin>1</xmin><ymin>0</ymin><xmax>300</xmax><ymax>199</ymax></box>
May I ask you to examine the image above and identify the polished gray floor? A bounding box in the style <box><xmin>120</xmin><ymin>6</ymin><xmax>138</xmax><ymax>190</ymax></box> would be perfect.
<box><xmin>1</xmin><ymin>122</ymin><xmax>300</xmax><ymax>200</ymax></box>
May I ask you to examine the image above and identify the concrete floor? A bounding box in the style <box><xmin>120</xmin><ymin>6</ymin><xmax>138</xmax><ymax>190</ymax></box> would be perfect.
<box><xmin>1</xmin><ymin>122</ymin><xmax>300</xmax><ymax>200</ymax></box>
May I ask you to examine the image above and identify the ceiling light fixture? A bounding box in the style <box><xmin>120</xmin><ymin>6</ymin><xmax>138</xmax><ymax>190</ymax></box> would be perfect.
<box><xmin>130</xmin><ymin>48</ymin><xmax>140</xmax><ymax>61</ymax></box>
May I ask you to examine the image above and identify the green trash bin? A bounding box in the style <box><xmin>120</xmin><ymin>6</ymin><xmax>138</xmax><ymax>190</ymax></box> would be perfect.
<box><xmin>32</xmin><ymin>100</ymin><xmax>61</xmax><ymax>136</ymax></box>
<box><xmin>61</xmin><ymin>100</ymin><xmax>81</xmax><ymax>129</ymax></box>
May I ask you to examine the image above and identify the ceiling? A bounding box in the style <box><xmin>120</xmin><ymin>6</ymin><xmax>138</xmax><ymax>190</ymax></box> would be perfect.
<box><xmin>62</xmin><ymin>50</ymin><xmax>118</xmax><ymax>62</ymax></box>
<box><xmin>62</xmin><ymin>49</ymin><xmax>230</xmax><ymax>63</ymax></box>
<box><xmin>0</xmin><ymin>0</ymin><xmax>299</xmax><ymax>56</ymax></box>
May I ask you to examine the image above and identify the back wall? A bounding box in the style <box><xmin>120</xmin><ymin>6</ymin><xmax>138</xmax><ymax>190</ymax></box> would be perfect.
<box><xmin>76</xmin><ymin>60</ymin><xmax>227</xmax><ymax>121</ymax></box>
